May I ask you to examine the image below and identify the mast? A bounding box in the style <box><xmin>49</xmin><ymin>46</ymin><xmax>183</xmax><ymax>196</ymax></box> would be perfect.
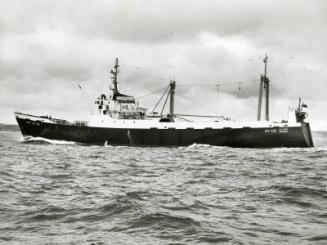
<box><xmin>264</xmin><ymin>55</ymin><xmax>269</xmax><ymax>121</ymax></box>
<box><xmin>298</xmin><ymin>97</ymin><xmax>302</xmax><ymax>111</ymax></box>
<box><xmin>169</xmin><ymin>80</ymin><xmax>176</xmax><ymax>122</ymax></box>
<box><xmin>257</xmin><ymin>75</ymin><xmax>264</xmax><ymax>121</ymax></box>
<box><xmin>257</xmin><ymin>54</ymin><xmax>270</xmax><ymax>121</ymax></box>
<box><xmin>110</xmin><ymin>58</ymin><xmax>119</xmax><ymax>94</ymax></box>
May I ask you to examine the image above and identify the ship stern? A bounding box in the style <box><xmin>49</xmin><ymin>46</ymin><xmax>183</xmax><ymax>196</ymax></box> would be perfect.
<box><xmin>301</xmin><ymin>122</ymin><xmax>314</xmax><ymax>147</ymax></box>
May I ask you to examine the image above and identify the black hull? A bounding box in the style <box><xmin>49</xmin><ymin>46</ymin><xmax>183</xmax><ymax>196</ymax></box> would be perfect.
<box><xmin>16</xmin><ymin>117</ymin><xmax>314</xmax><ymax>148</ymax></box>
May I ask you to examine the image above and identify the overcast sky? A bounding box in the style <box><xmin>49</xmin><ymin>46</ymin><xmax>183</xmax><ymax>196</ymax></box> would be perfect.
<box><xmin>1</xmin><ymin>0</ymin><xmax>327</xmax><ymax>129</ymax></box>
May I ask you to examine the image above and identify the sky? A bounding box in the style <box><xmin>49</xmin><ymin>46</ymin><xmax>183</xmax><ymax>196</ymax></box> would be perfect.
<box><xmin>0</xmin><ymin>0</ymin><xmax>327</xmax><ymax>129</ymax></box>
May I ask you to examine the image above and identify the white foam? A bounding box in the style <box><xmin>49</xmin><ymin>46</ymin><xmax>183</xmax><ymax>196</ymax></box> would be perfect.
<box><xmin>20</xmin><ymin>136</ymin><xmax>76</xmax><ymax>145</ymax></box>
<box><xmin>187</xmin><ymin>143</ymin><xmax>218</xmax><ymax>148</ymax></box>
<box><xmin>104</xmin><ymin>141</ymin><xmax>115</xmax><ymax>148</ymax></box>
<box><xmin>184</xmin><ymin>143</ymin><xmax>229</xmax><ymax>149</ymax></box>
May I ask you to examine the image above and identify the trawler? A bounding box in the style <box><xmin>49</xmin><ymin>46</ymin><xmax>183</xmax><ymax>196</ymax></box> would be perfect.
<box><xmin>15</xmin><ymin>57</ymin><xmax>314</xmax><ymax>147</ymax></box>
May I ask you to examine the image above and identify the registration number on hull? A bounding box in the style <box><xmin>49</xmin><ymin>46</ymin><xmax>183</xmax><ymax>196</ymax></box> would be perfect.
<box><xmin>265</xmin><ymin>128</ymin><xmax>288</xmax><ymax>134</ymax></box>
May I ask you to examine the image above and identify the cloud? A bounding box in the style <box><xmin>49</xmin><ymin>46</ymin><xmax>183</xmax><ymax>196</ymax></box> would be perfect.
<box><xmin>0</xmin><ymin>0</ymin><xmax>326</xmax><ymax>129</ymax></box>
<box><xmin>2</xmin><ymin>0</ymin><xmax>326</xmax><ymax>42</ymax></box>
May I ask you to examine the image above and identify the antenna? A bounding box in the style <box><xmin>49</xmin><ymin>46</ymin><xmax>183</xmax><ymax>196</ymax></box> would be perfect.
<box><xmin>263</xmin><ymin>54</ymin><xmax>268</xmax><ymax>78</ymax></box>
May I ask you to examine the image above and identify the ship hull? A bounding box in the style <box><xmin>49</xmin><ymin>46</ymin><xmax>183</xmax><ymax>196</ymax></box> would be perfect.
<box><xmin>16</xmin><ymin>116</ymin><xmax>314</xmax><ymax>148</ymax></box>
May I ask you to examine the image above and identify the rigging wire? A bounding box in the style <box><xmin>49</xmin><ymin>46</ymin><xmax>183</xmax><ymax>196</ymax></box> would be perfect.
<box><xmin>136</xmin><ymin>86</ymin><xmax>169</xmax><ymax>100</ymax></box>
<box><xmin>269</xmin><ymin>86</ymin><xmax>292</xmax><ymax>119</ymax></box>
<box><xmin>160</xmin><ymin>88</ymin><xmax>171</xmax><ymax>116</ymax></box>
<box><xmin>271</xmin><ymin>86</ymin><xmax>286</xmax><ymax>100</ymax></box>
<box><xmin>175</xmin><ymin>95</ymin><xmax>188</xmax><ymax>117</ymax></box>
<box><xmin>175</xmin><ymin>114</ymin><xmax>221</xmax><ymax>118</ymax></box>
<box><xmin>29</xmin><ymin>67</ymin><xmax>108</xmax><ymax>107</ymax></box>
<box><xmin>175</xmin><ymin>92</ymin><xmax>219</xmax><ymax>117</ymax></box>
<box><xmin>78</xmin><ymin>66</ymin><xmax>108</xmax><ymax>83</ymax></box>
<box><xmin>269</xmin><ymin>83</ymin><xmax>289</xmax><ymax>102</ymax></box>
<box><xmin>177</xmin><ymin>80</ymin><xmax>258</xmax><ymax>87</ymax></box>
<box><xmin>30</xmin><ymin>82</ymin><xmax>77</xmax><ymax>108</ymax></box>
<box><xmin>174</xmin><ymin>115</ymin><xmax>193</xmax><ymax>122</ymax></box>
<box><xmin>230</xmin><ymin>82</ymin><xmax>243</xmax><ymax>120</ymax></box>
<box><xmin>151</xmin><ymin>86</ymin><xmax>170</xmax><ymax>113</ymax></box>
<box><xmin>269</xmin><ymin>85</ymin><xmax>290</xmax><ymax>107</ymax></box>
<box><xmin>269</xmin><ymin>76</ymin><xmax>289</xmax><ymax>97</ymax></box>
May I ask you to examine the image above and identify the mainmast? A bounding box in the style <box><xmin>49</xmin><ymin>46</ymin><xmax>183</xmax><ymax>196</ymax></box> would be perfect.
<box><xmin>257</xmin><ymin>54</ymin><xmax>270</xmax><ymax>121</ymax></box>
<box><xmin>110</xmin><ymin>58</ymin><xmax>119</xmax><ymax>94</ymax></box>
<box><xmin>169</xmin><ymin>80</ymin><xmax>176</xmax><ymax>122</ymax></box>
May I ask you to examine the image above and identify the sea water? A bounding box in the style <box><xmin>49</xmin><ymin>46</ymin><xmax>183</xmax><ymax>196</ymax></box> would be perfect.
<box><xmin>1</xmin><ymin>129</ymin><xmax>327</xmax><ymax>244</ymax></box>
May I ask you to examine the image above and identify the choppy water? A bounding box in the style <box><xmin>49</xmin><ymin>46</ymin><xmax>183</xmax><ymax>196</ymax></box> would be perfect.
<box><xmin>1</xmin><ymin>130</ymin><xmax>327</xmax><ymax>245</ymax></box>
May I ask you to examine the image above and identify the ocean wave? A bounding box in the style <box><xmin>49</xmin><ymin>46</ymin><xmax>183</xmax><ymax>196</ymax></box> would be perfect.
<box><xmin>20</xmin><ymin>136</ymin><xmax>76</xmax><ymax>145</ymax></box>
<box><xmin>188</xmin><ymin>143</ymin><xmax>212</xmax><ymax>148</ymax></box>
<box><xmin>18</xmin><ymin>206</ymin><xmax>68</xmax><ymax>223</ymax></box>
<box><xmin>128</xmin><ymin>212</ymin><xmax>200</xmax><ymax>230</ymax></box>
<box><xmin>271</xmin><ymin>185</ymin><xmax>327</xmax><ymax>198</ymax></box>
<box><xmin>2</xmin><ymin>130</ymin><xmax>327</xmax><ymax>244</ymax></box>
<box><xmin>183</xmin><ymin>143</ymin><xmax>228</xmax><ymax>149</ymax></box>
<box><xmin>60</xmin><ymin>194</ymin><xmax>144</xmax><ymax>224</ymax></box>
<box><xmin>270</xmin><ymin>147</ymin><xmax>310</xmax><ymax>153</ymax></box>
<box><xmin>306</xmin><ymin>234</ymin><xmax>327</xmax><ymax>241</ymax></box>
<box><xmin>310</xmin><ymin>147</ymin><xmax>327</xmax><ymax>154</ymax></box>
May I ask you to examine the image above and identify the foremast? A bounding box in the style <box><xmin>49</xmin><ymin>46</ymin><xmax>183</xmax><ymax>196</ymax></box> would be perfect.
<box><xmin>94</xmin><ymin>58</ymin><xmax>147</xmax><ymax>119</ymax></box>
<box><xmin>110</xmin><ymin>58</ymin><xmax>119</xmax><ymax>95</ymax></box>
